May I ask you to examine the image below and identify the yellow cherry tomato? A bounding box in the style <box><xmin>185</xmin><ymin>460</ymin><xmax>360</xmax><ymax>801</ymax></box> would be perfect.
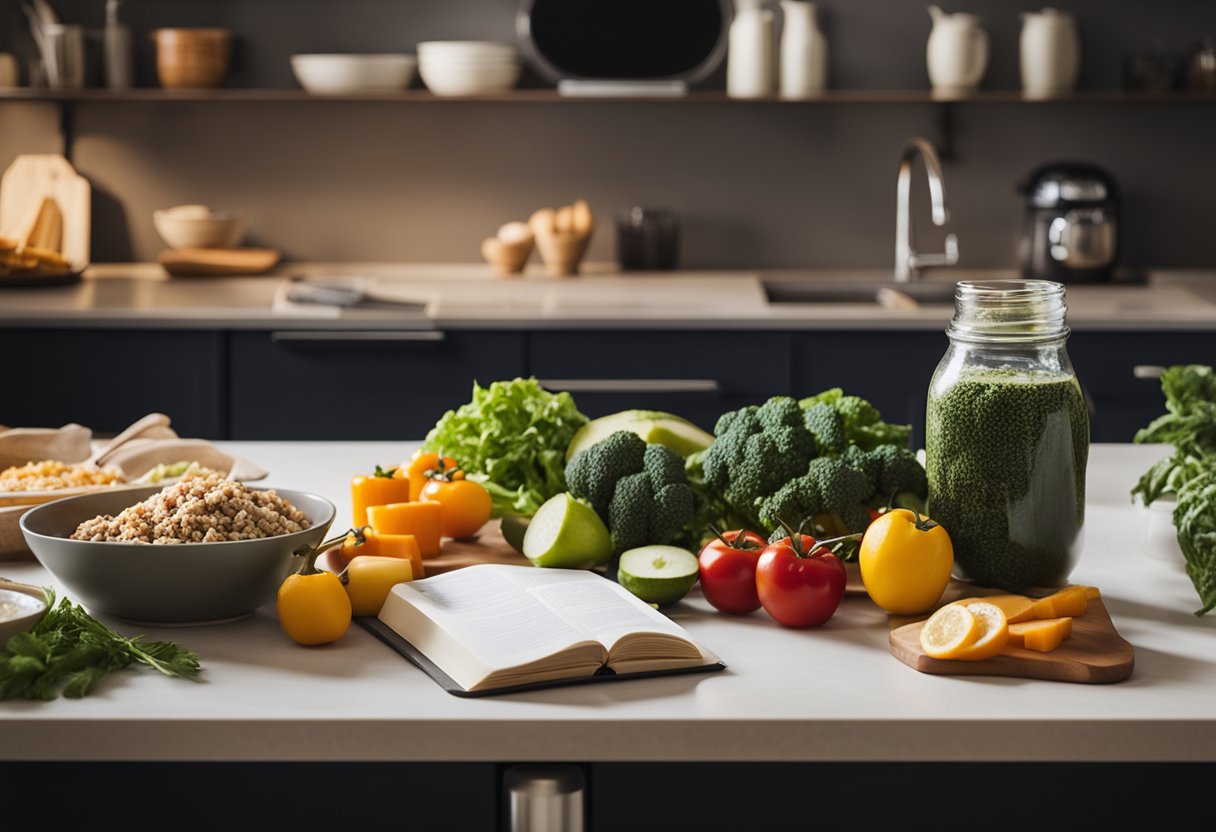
<box><xmin>342</xmin><ymin>555</ymin><xmax>414</xmax><ymax>617</ymax></box>
<box><xmin>277</xmin><ymin>531</ymin><xmax>353</xmax><ymax>645</ymax></box>
<box><xmin>420</xmin><ymin>477</ymin><xmax>492</xmax><ymax>539</ymax></box>
<box><xmin>858</xmin><ymin>508</ymin><xmax>954</xmax><ymax>615</ymax></box>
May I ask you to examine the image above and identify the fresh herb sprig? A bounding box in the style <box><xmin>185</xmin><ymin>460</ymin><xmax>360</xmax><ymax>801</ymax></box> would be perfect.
<box><xmin>0</xmin><ymin>588</ymin><xmax>202</xmax><ymax>700</ymax></box>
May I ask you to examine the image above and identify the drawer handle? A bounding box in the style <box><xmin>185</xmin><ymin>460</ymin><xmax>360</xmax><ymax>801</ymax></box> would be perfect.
<box><xmin>1133</xmin><ymin>365</ymin><xmax>1166</xmax><ymax>380</ymax></box>
<box><xmin>538</xmin><ymin>379</ymin><xmax>722</xmax><ymax>394</ymax></box>
<box><xmin>271</xmin><ymin>330</ymin><xmax>446</xmax><ymax>349</ymax></box>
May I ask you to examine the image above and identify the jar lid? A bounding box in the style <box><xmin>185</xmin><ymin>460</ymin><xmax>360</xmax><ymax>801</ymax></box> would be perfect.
<box><xmin>947</xmin><ymin>279</ymin><xmax>1070</xmax><ymax>344</ymax></box>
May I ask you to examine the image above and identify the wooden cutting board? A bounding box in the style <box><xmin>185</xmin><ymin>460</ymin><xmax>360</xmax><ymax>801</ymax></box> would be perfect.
<box><xmin>0</xmin><ymin>154</ymin><xmax>91</xmax><ymax>271</ymax></box>
<box><xmin>889</xmin><ymin>595</ymin><xmax>1135</xmax><ymax>684</ymax></box>
<box><xmin>158</xmin><ymin>247</ymin><xmax>281</xmax><ymax>277</ymax></box>
<box><xmin>321</xmin><ymin>518</ymin><xmax>531</xmax><ymax>577</ymax></box>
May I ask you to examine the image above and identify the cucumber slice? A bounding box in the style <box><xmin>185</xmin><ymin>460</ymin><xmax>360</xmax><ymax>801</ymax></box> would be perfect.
<box><xmin>617</xmin><ymin>545</ymin><xmax>700</xmax><ymax>606</ymax></box>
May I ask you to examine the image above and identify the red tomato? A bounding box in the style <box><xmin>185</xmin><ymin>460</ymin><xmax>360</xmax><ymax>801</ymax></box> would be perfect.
<box><xmin>755</xmin><ymin>533</ymin><xmax>847</xmax><ymax>628</ymax></box>
<box><xmin>698</xmin><ymin>529</ymin><xmax>768</xmax><ymax>614</ymax></box>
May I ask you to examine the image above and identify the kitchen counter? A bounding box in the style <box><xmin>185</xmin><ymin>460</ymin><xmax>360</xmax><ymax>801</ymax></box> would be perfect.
<box><xmin>2</xmin><ymin>441</ymin><xmax>1213</xmax><ymax>765</ymax></box>
<box><xmin>2</xmin><ymin>263</ymin><xmax>1215</xmax><ymax>330</ymax></box>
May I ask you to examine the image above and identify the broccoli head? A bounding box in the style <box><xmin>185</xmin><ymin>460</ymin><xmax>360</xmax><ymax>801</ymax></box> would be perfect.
<box><xmin>565</xmin><ymin>431</ymin><xmax>695</xmax><ymax>555</ymax></box>
<box><xmin>799</xmin><ymin>388</ymin><xmax>913</xmax><ymax>451</ymax></box>
<box><xmin>759</xmin><ymin>456</ymin><xmax>874</xmax><ymax>534</ymax></box>
<box><xmin>700</xmin><ymin>397</ymin><xmax>818</xmax><ymax>530</ymax></box>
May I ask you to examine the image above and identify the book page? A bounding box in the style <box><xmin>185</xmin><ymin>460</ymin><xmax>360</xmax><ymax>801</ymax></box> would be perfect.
<box><xmin>512</xmin><ymin>568</ymin><xmax>712</xmax><ymax>667</ymax></box>
<box><xmin>384</xmin><ymin>566</ymin><xmax>607</xmax><ymax>676</ymax></box>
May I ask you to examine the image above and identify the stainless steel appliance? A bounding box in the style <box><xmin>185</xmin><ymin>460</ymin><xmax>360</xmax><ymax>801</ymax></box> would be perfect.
<box><xmin>1017</xmin><ymin>162</ymin><xmax>1120</xmax><ymax>283</ymax></box>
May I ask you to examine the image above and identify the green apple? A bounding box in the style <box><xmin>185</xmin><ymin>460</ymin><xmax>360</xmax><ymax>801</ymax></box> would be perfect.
<box><xmin>522</xmin><ymin>493</ymin><xmax>612</xmax><ymax>569</ymax></box>
<box><xmin>617</xmin><ymin>545</ymin><xmax>700</xmax><ymax>606</ymax></box>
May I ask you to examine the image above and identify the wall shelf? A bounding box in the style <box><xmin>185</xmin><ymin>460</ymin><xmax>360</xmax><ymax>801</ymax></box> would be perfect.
<box><xmin>5</xmin><ymin>87</ymin><xmax>1211</xmax><ymax>165</ymax></box>
<box><xmin>2</xmin><ymin>88</ymin><xmax>1215</xmax><ymax>105</ymax></box>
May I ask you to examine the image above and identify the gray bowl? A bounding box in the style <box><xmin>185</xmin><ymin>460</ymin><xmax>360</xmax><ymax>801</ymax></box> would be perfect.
<box><xmin>19</xmin><ymin>485</ymin><xmax>336</xmax><ymax>626</ymax></box>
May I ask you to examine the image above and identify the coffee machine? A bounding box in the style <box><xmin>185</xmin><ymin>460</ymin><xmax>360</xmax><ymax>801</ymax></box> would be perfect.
<box><xmin>1017</xmin><ymin>162</ymin><xmax>1120</xmax><ymax>283</ymax></box>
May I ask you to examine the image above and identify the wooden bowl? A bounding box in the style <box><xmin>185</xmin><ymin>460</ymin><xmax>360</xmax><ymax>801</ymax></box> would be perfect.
<box><xmin>153</xmin><ymin>28</ymin><xmax>232</xmax><ymax>89</ymax></box>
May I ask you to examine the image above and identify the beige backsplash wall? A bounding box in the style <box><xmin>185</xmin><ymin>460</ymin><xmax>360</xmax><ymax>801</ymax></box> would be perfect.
<box><xmin>1</xmin><ymin>0</ymin><xmax>1214</xmax><ymax>269</ymax></box>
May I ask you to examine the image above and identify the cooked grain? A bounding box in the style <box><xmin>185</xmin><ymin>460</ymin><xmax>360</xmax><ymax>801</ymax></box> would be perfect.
<box><xmin>70</xmin><ymin>471</ymin><xmax>311</xmax><ymax>544</ymax></box>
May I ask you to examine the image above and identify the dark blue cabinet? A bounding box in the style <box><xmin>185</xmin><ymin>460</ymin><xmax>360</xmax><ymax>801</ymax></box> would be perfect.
<box><xmin>0</xmin><ymin>328</ymin><xmax>224</xmax><ymax>439</ymax></box>
<box><xmin>227</xmin><ymin>330</ymin><xmax>525</xmax><ymax>440</ymax></box>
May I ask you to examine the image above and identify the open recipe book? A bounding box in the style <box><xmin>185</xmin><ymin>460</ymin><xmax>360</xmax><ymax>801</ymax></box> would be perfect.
<box><xmin>360</xmin><ymin>564</ymin><xmax>724</xmax><ymax>696</ymax></box>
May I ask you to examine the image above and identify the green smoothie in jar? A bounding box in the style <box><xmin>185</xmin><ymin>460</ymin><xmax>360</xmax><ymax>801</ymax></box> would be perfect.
<box><xmin>925</xmin><ymin>281</ymin><xmax>1090</xmax><ymax>591</ymax></box>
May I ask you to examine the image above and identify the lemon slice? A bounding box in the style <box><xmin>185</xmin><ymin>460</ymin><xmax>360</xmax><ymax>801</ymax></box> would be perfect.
<box><xmin>950</xmin><ymin>601</ymin><xmax>1009</xmax><ymax>662</ymax></box>
<box><xmin>919</xmin><ymin>603</ymin><xmax>981</xmax><ymax>659</ymax></box>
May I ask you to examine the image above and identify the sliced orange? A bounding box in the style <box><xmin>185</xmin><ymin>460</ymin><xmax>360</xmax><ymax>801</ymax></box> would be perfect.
<box><xmin>919</xmin><ymin>604</ymin><xmax>981</xmax><ymax>659</ymax></box>
<box><xmin>950</xmin><ymin>601</ymin><xmax>1009</xmax><ymax>661</ymax></box>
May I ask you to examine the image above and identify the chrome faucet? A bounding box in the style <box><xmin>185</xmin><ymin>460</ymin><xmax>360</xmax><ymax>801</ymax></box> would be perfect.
<box><xmin>894</xmin><ymin>137</ymin><xmax>959</xmax><ymax>283</ymax></box>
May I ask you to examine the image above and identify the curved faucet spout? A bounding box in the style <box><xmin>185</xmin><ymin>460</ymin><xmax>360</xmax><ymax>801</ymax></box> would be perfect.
<box><xmin>895</xmin><ymin>137</ymin><xmax>959</xmax><ymax>283</ymax></box>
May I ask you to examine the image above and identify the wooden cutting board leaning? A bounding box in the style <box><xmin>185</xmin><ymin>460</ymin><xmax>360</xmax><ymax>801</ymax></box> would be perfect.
<box><xmin>0</xmin><ymin>154</ymin><xmax>90</xmax><ymax>284</ymax></box>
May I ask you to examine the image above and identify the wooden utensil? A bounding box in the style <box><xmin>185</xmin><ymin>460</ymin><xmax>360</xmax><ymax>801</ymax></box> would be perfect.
<box><xmin>0</xmin><ymin>154</ymin><xmax>90</xmax><ymax>273</ymax></box>
<box><xmin>157</xmin><ymin>246</ymin><xmax>281</xmax><ymax>277</ymax></box>
<box><xmin>889</xmin><ymin>595</ymin><xmax>1135</xmax><ymax>684</ymax></box>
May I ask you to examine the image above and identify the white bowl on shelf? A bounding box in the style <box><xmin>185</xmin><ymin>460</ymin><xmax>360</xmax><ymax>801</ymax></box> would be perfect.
<box><xmin>290</xmin><ymin>53</ymin><xmax>417</xmax><ymax>94</ymax></box>
<box><xmin>417</xmin><ymin>40</ymin><xmax>521</xmax><ymax>95</ymax></box>
<box><xmin>417</xmin><ymin>40</ymin><xmax>519</xmax><ymax>62</ymax></box>
<box><xmin>153</xmin><ymin>205</ymin><xmax>246</xmax><ymax>249</ymax></box>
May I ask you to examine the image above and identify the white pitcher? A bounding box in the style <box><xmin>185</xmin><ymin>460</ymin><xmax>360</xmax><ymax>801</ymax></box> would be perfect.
<box><xmin>779</xmin><ymin>0</ymin><xmax>828</xmax><ymax>99</ymax></box>
<box><xmin>727</xmin><ymin>0</ymin><xmax>776</xmax><ymax>99</ymax></box>
<box><xmin>1020</xmin><ymin>7</ymin><xmax>1080</xmax><ymax>98</ymax></box>
<box><xmin>926</xmin><ymin>5</ymin><xmax>988</xmax><ymax>95</ymax></box>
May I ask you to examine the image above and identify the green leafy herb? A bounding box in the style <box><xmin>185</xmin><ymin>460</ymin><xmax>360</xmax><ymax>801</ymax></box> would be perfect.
<box><xmin>422</xmin><ymin>377</ymin><xmax>589</xmax><ymax>517</ymax></box>
<box><xmin>1131</xmin><ymin>365</ymin><xmax>1216</xmax><ymax>615</ymax></box>
<box><xmin>0</xmin><ymin>588</ymin><xmax>202</xmax><ymax>700</ymax></box>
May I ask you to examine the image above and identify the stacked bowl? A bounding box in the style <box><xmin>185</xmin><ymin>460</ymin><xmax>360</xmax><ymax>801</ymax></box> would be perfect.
<box><xmin>417</xmin><ymin>41</ymin><xmax>521</xmax><ymax>96</ymax></box>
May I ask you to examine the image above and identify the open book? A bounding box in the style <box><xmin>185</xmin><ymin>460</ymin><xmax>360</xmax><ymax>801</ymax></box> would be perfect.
<box><xmin>364</xmin><ymin>564</ymin><xmax>723</xmax><ymax>696</ymax></box>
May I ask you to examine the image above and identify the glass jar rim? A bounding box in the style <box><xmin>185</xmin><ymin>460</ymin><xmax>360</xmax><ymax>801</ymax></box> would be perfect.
<box><xmin>946</xmin><ymin>279</ymin><xmax>1071</xmax><ymax>344</ymax></box>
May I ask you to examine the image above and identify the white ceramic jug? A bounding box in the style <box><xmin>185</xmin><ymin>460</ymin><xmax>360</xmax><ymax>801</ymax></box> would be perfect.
<box><xmin>926</xmin><ymin>5</ymin><xmax>988</xmax><ymax>95</ymax></box>
<box><xmin>1020</xmin><ymin>7</ymin><xmax>1079</xmax><ymax>98</ymax></box>
<box><xmin>779</xmin><ymin>0</ymin><xmax>828</xmax><ymax>99</ymax></box>
<box><xmin>728</xmin><ymin>0</ymin><xmax>776</xmax><ymax>98</ymax></box>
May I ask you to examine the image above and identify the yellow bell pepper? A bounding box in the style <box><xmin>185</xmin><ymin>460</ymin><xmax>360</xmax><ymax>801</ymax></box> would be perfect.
<box><xmin>277</xmin><ymin>530</ymin><xmax>354</xmax><ymax>646</ymax></box>
<box><xmin>350</xmin><ymin>465</ymin><xmax>412</xmax><ymax>527</ymax></box>
<box><xmin>342</xmin><ymin>555</ymin><xmax>415</xmax><ymax>617</ymax></box>
<box><xmin>367</xmin><ymin>501</ymin><xmax>443</xmax><ymax>557</ymax></box>
<box><xmin>336</xmin><ymin>526</ymin><xmax>424</xmax><ymax>578</ymax></box>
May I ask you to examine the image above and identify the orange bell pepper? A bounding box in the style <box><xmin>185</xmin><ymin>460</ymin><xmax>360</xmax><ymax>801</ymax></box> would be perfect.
<box><xmin>351</xmin><ymin>465</ymin><xmax>412</xmax><ymax>527</ymax></box>
<box><xmin>406</xmin><ymin>451</ymin><xmax>459</xmax><ymax>501</ymax></box>
<box><xmin>336</xmin><ymin>526</ymin><xmax>424</xmax><ymax>578</ymax></box>
<box><xmin>367</xmin><ymin>501</ymin><xmax>443</xmax><ymax>558</ymax></box>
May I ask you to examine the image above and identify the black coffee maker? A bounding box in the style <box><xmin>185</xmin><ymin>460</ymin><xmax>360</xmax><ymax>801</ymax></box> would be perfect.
<box><xmin>1017</xmin><ymin>162</ymin><xmax>1120</xmax><ymax>283</ymax></box>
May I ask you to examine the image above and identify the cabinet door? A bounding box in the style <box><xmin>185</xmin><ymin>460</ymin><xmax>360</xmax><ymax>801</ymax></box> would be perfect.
<box><xmin>0</xmin><ymin>328</ymin><xmax>224</xmax><ymax>438</ymax></box>
<box><xmin>528</xmin><ymin>331</ymin><xmax>792</xmax><ymax>432</ymax></box>
<box><xmin>792</xmin><ymin>331</ymin><xmax>945</xmax><ymax>447</ymax></box>
<box><xmin>228</xmin><ymin>330</ymin><xmax>524</xmax><ymax>440</ymax></box>
<box><xmin>1067</xmin><ymin>330</ymin><xmax>1216</xmax><ymax>442</ymax></box>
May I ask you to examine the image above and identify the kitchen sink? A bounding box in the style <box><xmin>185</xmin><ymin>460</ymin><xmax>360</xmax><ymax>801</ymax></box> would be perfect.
<box><xmin>762</xmin><ymin>279</ymin><xmax>959</xmax><ymax>306</ymax></box>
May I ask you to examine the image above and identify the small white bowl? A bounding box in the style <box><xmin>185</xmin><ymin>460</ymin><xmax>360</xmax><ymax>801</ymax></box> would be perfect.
<box><xmin>290</xmin><ymin>53</ymin><xmax>417</xmax><ymax>94</ymax></box>
<box><xmin>153</xmin><ymin>206</ymin><xmax>246</xmax><ymax>250</ymax></box>
<box><xmin>417</xmin><ymin>41</ymin><xmax>519</xmax><ymax>61</ymax></box>
<box><xmin>0</xmin><ymin>580</ymin><xmax>47</xmax><ymax>644</ymax></box>
<box><xmin>419</xmin><ymin>59</ymin><xmax>521</xmax><ymax>96</ymax></box>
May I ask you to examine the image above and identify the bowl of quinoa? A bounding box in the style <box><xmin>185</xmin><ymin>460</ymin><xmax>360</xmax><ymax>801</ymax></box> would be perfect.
<box><xmin>19</xmin><ymin>472</ymin><xmax>335</xmax><ymax>625</ymax></box>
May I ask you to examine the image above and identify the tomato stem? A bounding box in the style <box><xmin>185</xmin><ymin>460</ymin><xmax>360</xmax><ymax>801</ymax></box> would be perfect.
<box><xmin>708</xmin><ymin>524</ymin><xmax>763</xmax><ymax>551</ymax></box>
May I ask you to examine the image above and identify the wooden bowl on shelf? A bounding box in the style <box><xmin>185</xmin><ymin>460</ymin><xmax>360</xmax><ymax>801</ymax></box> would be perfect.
<box><xmin>152</xmin><ymin>28</ymin><xmax>232</xmax><ymax>89</ymax></box>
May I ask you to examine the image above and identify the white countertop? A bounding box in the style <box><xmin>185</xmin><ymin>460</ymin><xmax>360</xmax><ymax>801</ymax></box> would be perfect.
<box><xmin>2</xmin><ymin>263</ymin><xmax>1215</xmax><ymax>330</ymax></box>
<box><xmin>2</xmin><ymin>441</ymin><xmax>1213</xmax><ymax>763</ymax></box>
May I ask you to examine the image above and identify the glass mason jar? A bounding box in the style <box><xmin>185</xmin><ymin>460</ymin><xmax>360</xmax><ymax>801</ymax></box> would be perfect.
<box><xmin>925</xmin><ymin>280</ymin><xmax>1090</xmax><ymax>591</ymax></box>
